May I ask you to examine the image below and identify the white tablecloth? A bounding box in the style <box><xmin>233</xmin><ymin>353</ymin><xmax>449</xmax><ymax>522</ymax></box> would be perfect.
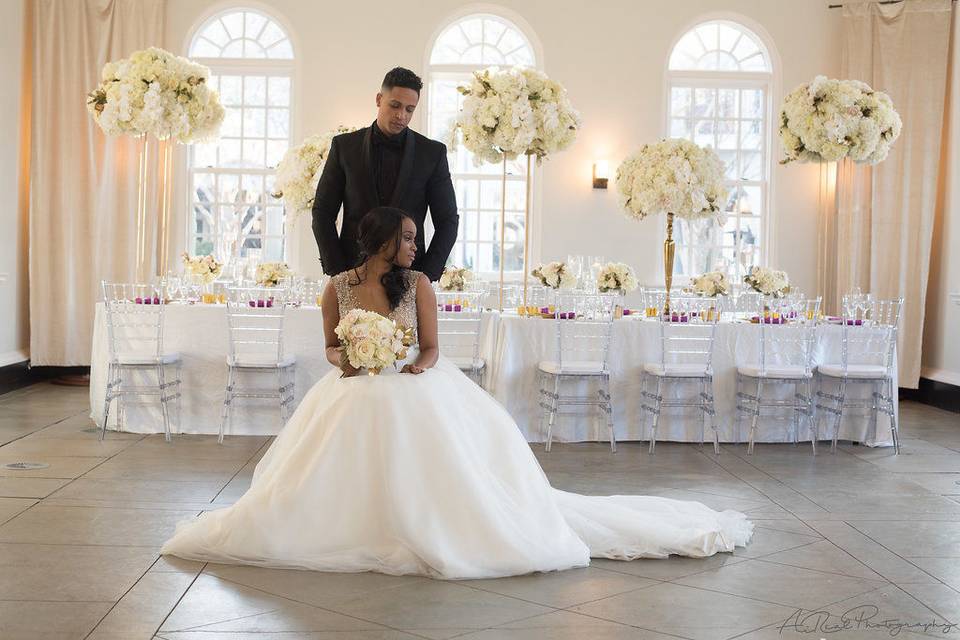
<box><xmin>90</xmin><ymin>304</ymin><xmax>895</xmax><ymax>446</ymax></box>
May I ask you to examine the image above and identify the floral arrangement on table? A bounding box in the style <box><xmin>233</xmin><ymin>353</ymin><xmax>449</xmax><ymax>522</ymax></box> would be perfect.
<box><xmin>451</xmin><ymin>66</ymin><xmax>581</xmax><ymax>165</ymax></box>
<box><xmin>686</xmin><ymin>270</ymin><xmax>730</xmax><ymax>297</ymax></box>
<box><xmin>255</xmin><ymin>262</ymin><xmax>293</xmax><ymax>287</ymax></box>
<box><xmin>272</xmin><ymin>125</ymin><xmax>359</xmax><ymax>216</ymax></box>
<box><xmin>743</xmin><ymin>266</ymin><xmax>791</xmax><ymax>297</ymax></box>
<box><xmin>334</xmin><ymin>309</ymin><xmax>415</xmax><ymax>375</ymax></box>
<box><xmin>615</xmin><ymin>138</ymin><xmax>727</xmax><ymax>223</ymax></box>
<box><xmin>779</xmin><ymin>75</ymin><xmax>902</xmax><ymax>165</ymax></box>
<box><xmin>531</xmin><ymin>261</ymin><xmax>578</xmax><ymax>290</ymax></box>
<box><xmin>438</xmin><ymin>266</ymin><xmax>474</xmax><ymax>292</ymax></box>
<box><xmin>181</xmin><ymin>253</ymin><xmax>222</xmax><ymax>284</ymax></box>
<box><xmin>86</xmin><ymin>47</ymin><xmax>224</xmax><ymax>143</ymax></box>
<box><xmin>596</xmin><ymin>262</ymin><xmax>639</xmax><ymax>294</ymax></box>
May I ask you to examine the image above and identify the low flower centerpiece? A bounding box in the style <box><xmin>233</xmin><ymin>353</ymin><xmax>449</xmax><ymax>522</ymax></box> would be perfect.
<box><xmin>743</xmin><ymin>266</ymin><xmax>791</xmax><ymax>297</ymax></box>
<box><xmin>686</xmin><ymin>270</ymin><xmax>730</xmax><ymax>297</ymax></box>
<box><xmin>596</xmin><ymin>262</ymin><xmax>639</xmax><ymax>295</ymax></box>
<box><xmin>438</xmin><ymin>266</ymin><xmax>475</xmax><ymax>292</ymax></box>
<box><xmin>255</xmin><ymin>262</ymin><xmax>293</xmax><ymax>287</ymax></box>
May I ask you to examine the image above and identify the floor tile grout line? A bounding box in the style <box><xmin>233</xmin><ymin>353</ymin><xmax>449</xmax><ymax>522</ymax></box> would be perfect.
<box><xmin>750</xmin><ymin>552</ymin><xmax>889</xmax><ymax>583</ymax></box>
<box><xmin>149</xmin><ymin>561</ymin><xmax>209</xmax><ymax>638</ymax></box>
<box><xmin>839</xmin><ymin>519</ymin><xmax>956</xmax><ymax>586</ymax></box>
<box><xmin>207</xmin><ymin>438</ymin><xmax>273</xmax><ymax>505</ymax></box>
<box><xmin>552</xmin><ymin>603</ymin><xmax>699</xmax><ymax>640</ymax></box>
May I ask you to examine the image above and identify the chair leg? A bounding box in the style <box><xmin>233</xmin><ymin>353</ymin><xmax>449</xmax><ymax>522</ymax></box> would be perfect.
<box><xmin>734</xmin><ymin>372</ymin><xmax>744</xmax><ymax>447</ymax></box>
<box><xmin>886</xmin><ymin>377</ymin><xmax>900</xmax><ymax>454</ymax></box>
<box><xmin>869</xmin><ymin>379</ymin><xmax>880</xmax><ymax>445</ymax></box>
<box><xmin>545</xmin><ymin>375</ymin><xmax>559</xmax><ymax>452</ymax></box>
<box><xmin>601</xmin><ymin>375</ymin><xmax>616</xmax><ymax>453</ymax></box>
<box><xmin>219</xmin><ymin>366</ymin><xmax>234</xmax><ymax>445</ymax></box>
<box><xmin>158</xmin><ymin>364</ymin><xmax>171</xmax><ymax>443</ymax></box>
<box><xmin>649</xmin><ymin>377</ymin><xmax>662</xmax><ymax>455</ymax></box>
<box><xmin>792</xmin><ymin>380</ymin><xmax>801</xmax><ymax>446</ymax></box>
<box><xmin>831</xmin><ymin>378</ymin><xmax>847</xmax><ymax>454</ymax></box>
<box><xmin>705</xmin><ymin>376</ymin><xmax>719</xmax><ymax>455</ymax></box>
<box><xmin>277</xmin><ymin>368</ymin><xmax>286</xmax><ymax>424</ymax></box>
<box><xmin>748</xmin><ymin>378</ymin><xmax>763</xmax><ymax>456</ymax></box>
<box><xmin>698</xmin><ymin>378</ymin><xmax>706</xmax><ymax>450</ymax></box>
<box><xmin>807</xmin><ymin>378</ymin><xmax>817</xmax><ymax>456</ymax></box>
<box><xmin>100</xmin><ymin>363</ymin><xmax>115</xmax><ymax>442</ymax></box>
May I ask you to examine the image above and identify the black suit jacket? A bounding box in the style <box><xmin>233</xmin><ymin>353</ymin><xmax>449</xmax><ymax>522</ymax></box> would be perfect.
<box><xmin>311</xmin><ymin>125</ymin><xmax>459</xmax><ymax>280</ymax></box>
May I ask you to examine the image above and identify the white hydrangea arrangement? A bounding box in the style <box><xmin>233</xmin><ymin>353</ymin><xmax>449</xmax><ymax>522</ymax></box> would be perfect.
<box><xmin>272</xmin><ymin>126</ymin><xmax>359</xmax><ymax>216</ymax></box>
<box><xmin>451</xmin><ymin>66</ymin><xmax>581</xmax><ymax>165</ymax></box>
<box><xmin>86</xmin><ymin>47</ymin><xmax>224</xmax><ymax>143</ymax></box>
<box><xmin>531</xmin><ymin>261</ymin><xmax>578</xmax><ymax>290</ymax></box>
<box><xmin>181</xmin><ymin>253</ymin><xmax>222</xmax><ymax>284</ymax></box>
<box><xmin>596</xmin><ymin>262</ymin><xmax>639</xmax><ymax>294</ymax></box>
<box><xmin>334</xmin><ymin>309</ymin><xmax>415</xmax><ymax>375</ymax></box>
<box><xmin>686</xmin><ymin>271</ymin><xmax>730</xmax><ymax>297</ymax></box>
<box><xmin>779</xmin><ymin>75</ymin><xmax>901</xmax><ymax>164</ymax></box>
<box><xmin>743</xmin><ymin>266</ymin><xmax>790</xmax><ymax>297</ymax></box>
<box><xmin>438</xmin><ymin>266</ymin><xmax>474</xmax><ymax>292</ymax></box>
<box><xmin>615</xmin><ymin>139</ymin><xmax>728</xmax><ymax>222</ymax></box>
<box><xmin>255</xmin><ymin>262</ymin><xmax>293</xmax><ymax>287</ymax></box>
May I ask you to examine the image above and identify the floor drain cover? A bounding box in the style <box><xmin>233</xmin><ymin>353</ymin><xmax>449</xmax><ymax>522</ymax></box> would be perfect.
<box><xmin>2</xmin><ymin>462</ymin><xmax>50</xmax><ymax>470</ymax></box>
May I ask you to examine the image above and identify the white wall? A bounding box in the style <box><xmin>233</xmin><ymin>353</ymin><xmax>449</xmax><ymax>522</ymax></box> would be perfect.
<box><xmin>165</xmin><ymin>0</ymin><xmax>842</xmax><ymax>300</ymax></box>
<box><xmin>922</xmin><ymin>9</ymin><xmax>960</xmax><ymax>387</ymax></box>
<box><xmin>0</xmin><ymin>0</ymin><xmax>28</xmax><ymax>367</ymax></box>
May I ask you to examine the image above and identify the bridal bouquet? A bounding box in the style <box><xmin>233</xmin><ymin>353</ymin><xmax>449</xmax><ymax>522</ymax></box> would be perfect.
<box><xmin>743</xmin><ymin>266</ymin><xmax>790</xmax><ymax>297</ymax></box>
<box><xmin>615</xmin><ymin>139</ymin><xmax>727</xmax><ymax>222</ymax></box>
<box><xmin>335</xmin><ymin>309</ymin><xmax>415</xmax><ymax>375</ymax></box>
<box><xmin>438</xmin><ymin>266</ymin><xmax>474</xmax><ymax>292</ymax></box>
<box><xmin>255</xmin><ymin>262</ymin><xmax>293</xmax><ymax>287</ymax></box>
<box><xmin>86</xmin><ymin>47</ymin><xmax>224</xmax><ymax>143</ymax></box>
<box><xmin>272</xmin><ymin>126</ymin><xmax>359</xmax><ymax>216</ymax></box>
<box><xmin>686</xmin><ymin>271</ymin><xmax>730</xmax><ymax>297</ymax></box>
<box><xmin>531</xmin><ymin>261</ymin><xmax>577</xmax><ymax>290</ymax></box>
<box><xmin>452</xmin><ymin>66</ymin><xmax>581</xmax><ymax>165</ymax></box>
<box><xmin>779</xmin><ymin>75</ymin><xmax>901</xmax><ymax>164</ymax></box>
<box><xmin>596</xmin><ymin>262</ymin><xmax>639</xmax><ymax>294</ymax></box>
<box><xmin>181</xmin><ymin>253</ymin><xmax>222</xmax><ymax>284</ymax></box>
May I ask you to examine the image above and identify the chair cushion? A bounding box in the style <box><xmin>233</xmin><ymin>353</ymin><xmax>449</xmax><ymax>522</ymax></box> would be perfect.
<box><xmin>738</xmin><ymin>363</ymin><xmax>812</xmax><ymax>379</ymax></box>
<box><xmin>642</xmin><ymin>363</ymin><xmax>709</xmax><ymax>378</ymax></box>
<box><xmin>817</xmin><ymin>363</ymin><xmax>889</xmax><ymax>379</ymax></box>
<box><xmin>117</xmin><ymin>352</ymin><xmax>180</xmax><ymax>365</ymax></box>
<box><xmin>448</xmin><ymin>356</ymin><xmax>486</xmax><ymax>371</ymax></box>
<box><xmin>538</xmin><ymin>360</ymin><xmax>606</xmax><ymax>375</ymax></box>
<box><xmin>228</xmin><ymin>354</ymin><xmax>296</xmax><ymax>369</ymax></box>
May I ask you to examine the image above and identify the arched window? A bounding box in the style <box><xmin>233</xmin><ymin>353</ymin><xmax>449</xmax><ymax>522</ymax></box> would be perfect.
<box><xmin>186</xmin><ymin>8</ymin><xmax>294</xmax><ymax>263</ymax></box>
<box><xmin>666</xmin><ymin>20</ymin><xmax>773</xmax><ymax>282</ymax></box>
<box><xmin>426</xmin><ymin>13</ymin><xmax>537</xmax><ymax>275</ymax></box>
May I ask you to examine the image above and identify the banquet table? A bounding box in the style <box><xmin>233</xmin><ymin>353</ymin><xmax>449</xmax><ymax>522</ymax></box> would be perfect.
<box><xmin>90</xmin><ymin>304</ymin><xmax>895</xmax><ymax>446</ymax></box>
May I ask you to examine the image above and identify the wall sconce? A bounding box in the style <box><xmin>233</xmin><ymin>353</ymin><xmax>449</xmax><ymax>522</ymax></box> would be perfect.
<box><xmin>592</xmin><ymin>160</ymin><xmax>609</xmax><ymax>189</ymax></box>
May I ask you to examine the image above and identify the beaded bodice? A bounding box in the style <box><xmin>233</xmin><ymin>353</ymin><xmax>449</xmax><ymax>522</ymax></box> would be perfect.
<box><xmin>333</xmin><ymin>269</ymin><xmax>420</xmax><ymax>340</ymax></box>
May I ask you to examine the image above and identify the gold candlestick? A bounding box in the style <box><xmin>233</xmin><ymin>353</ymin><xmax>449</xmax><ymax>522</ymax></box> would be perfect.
<box><xmin>663</xmin><ymin>212</ymin><xmax>675</xmax><ymax>315</ymax></box>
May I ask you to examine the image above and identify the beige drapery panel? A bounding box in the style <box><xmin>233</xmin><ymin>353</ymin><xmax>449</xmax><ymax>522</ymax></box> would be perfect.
<box><xmin>820</xmin><ymin>0</ymin><xmax>953</xmax><ymax>387</ymax></box>
<box><xmin>28</xmin><ymin>0</ymin><xmax>164</xmax><ymax>365</ymax></box>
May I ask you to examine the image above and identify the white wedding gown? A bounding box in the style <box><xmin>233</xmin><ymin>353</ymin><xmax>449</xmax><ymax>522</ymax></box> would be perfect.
<box><xmin>161</xmin><ymin>271</ymin><xmax>753</xmax><ymax>579</ymax></box>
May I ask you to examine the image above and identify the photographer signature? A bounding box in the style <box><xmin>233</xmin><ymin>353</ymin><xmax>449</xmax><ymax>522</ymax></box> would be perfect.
<box><xmin>779</xmin><ymin>605</ymin><xmax>959</xmax><ymax>636</ymax></box>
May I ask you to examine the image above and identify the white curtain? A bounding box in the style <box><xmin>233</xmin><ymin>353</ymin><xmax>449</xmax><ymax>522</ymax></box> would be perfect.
<box><xmin>824</xmin><ymin>0</ymin><xmax>954</xmax><ymax>387</ymax></box>
<box><xmin>28</xmin><ymin>0</ymin><xmax>164</xmax><ymax>365</ymax></box>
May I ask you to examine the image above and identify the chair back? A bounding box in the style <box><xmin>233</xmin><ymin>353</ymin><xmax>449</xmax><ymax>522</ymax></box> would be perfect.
<box><xmin>298</xmin><ymin>277</ymin><xmax>328</xmax><ymax>307</ymax></box>
<box><xmin>753</xmin><ymin>296</ymin><xmax>821</xmax><ymax>377</ymax></box>
<box><xmin>436</xmin><ymin>291</ymin><xmax>484</xmax><ymax>366</ymax></box>
<box><xmin>101</xmin><ymin>281</ymin><xmax>166</xmax><ymax>363</ymax></box>
<box><xmin>225</xmin><ymin>287</ymin><xmax>290</xmax><ymax>365</ymax></box>
<box><xmin>839</xmin><ymin>297</ymin><xmax>903</xmax><ymax>376</ymax></box>
<box><xmin>655</xmin><ymin>296</ymin><xmax>721</xmax><ymax>373</ymax></box>
<box><xmin>641</xmin><ymin>288</ymin><xmax>667</xmax><ymax>317</ymax></box>
<box><xmin>551</xmin><ymin>292</ymin><xmax>615</xmax><ymax>374</ymax></box>
<box><xmin>733</xmin><ymin>290</ymin><xmax>763</xmax><ymax>314</ymax></box>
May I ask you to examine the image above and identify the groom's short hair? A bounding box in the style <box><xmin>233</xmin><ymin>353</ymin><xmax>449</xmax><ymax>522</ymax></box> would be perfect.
<box><xmin>382</xmin><ymin>67</ymin><xmax>423</xmax><ymax>95</ymax></box>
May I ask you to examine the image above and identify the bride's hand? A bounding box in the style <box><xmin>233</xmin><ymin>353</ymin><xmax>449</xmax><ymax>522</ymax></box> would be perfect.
<box><xmin>338</xmin><ymin>350</ymin><xmax>361</xmax><ymax>378</ymax></box>
<box><xmin>400</xmin><ymin>364</ymin><xmax>425</xmax><ymax>375</ymax></box>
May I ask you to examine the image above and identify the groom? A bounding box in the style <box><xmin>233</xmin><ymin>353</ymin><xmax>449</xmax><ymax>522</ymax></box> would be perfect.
<box><xmin>311</xmin><ymin>67</ymin><xmax>459</xmax><ymax>281</ymax></box>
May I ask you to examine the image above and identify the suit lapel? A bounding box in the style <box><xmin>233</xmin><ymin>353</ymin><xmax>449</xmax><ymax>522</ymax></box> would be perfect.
<box><xmin>389</xmin><ymin>130</ymin><xmax>416</xmax><ymax>207</ymax></box>
<box><xmin>360</xmin><ymin>125</ymin><xmax>379</xmax><ymax>211</ymax></box>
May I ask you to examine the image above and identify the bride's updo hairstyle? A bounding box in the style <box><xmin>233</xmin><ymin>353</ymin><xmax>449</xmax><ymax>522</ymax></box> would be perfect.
<box><xmin>354</xmin><ymin>206</ymin><xmax>413</xmax><ymax>310</ymax></box>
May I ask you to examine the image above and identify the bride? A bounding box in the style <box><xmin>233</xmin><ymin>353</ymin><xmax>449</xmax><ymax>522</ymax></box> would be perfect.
<box><xmin>162</xmin><ymin>206</ymin><xmax>753</xmax><ymax>579</ymax></box>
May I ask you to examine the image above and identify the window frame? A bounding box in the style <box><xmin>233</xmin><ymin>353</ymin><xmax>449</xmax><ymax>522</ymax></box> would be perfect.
<box><xmin>182</xmin><ymin>6</ymin><xmax>300</xmax><ymax>269</ymax></box>
<box><xmin>662</xmin><ymin>17</ymin><xmax>779</xmax><ymax>286</ymax></box>
<box><xmin>422</xmin><ymin>9</ymin><xmax>544</xmax><ymax>281</ymax></box>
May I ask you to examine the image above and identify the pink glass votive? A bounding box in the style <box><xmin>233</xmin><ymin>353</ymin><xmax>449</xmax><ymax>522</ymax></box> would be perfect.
<box><xmin>153</xmin><ymin>296</ymin><xmax>160</xmax><ymax>305</ymax></box>
<box><xmin>444</xmin><ymin>304</ymin><xmax>453</xmax><ymax>312</ymax></box>
<box><xmin>568</xmin><ymin>311</ymin><xmax>576</xmax><ymax>320</ymax></box>
<box><xmin>266</xmin><ymin>298</ymin><xmax>274</xmax><ymax>308</ymax></box>
<box><xmin>256</xmin><ymin>299</ymin><xmax>265</xmax><ymax>308</ymax></box>
<box><xmin>622</xmin><ymin>309</ymin><xmax>632</xmax><ymax>316</ymax></box>
<box><xmin>144</xmin><ymin>297</ymin><xmax>152</xmax><ymax>305</ymax></box>
<box><xmin>453</xmin><ymin>304</ymin><xmax>462</xmax><ymax>312</ymax></box>
<box><xmin>540</xmin><ymin>306</ymin><xmax>550</xmax><ymax>314</ymax></box>
<box><xmin>134</xmin><ymin>296</ymin><xmax>143</xmax><ymax>304</ymax></box>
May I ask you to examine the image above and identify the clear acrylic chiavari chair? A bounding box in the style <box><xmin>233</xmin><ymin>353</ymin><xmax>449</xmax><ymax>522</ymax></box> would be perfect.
<box><xmin>221</xmin><ymin>287</ymin><xmax>297</xmax><ymax>443</ymax></box>
<box><xmin>640</xmin><ymin>296</ymin><xmax>721</xmax><ymax>454</ymax></box>
<box><xmin>436</xmin><ymin>291</ymin><xmax>487</xmax><ymax>386</ymax></box>
<box><xmin>735</xmin><ymin>297</ymin><xmax>822</xmax><ymax>455</ymax></box>
<box><xmin>100</xmin><ymin>281</ymin><xmax>182</xmax><ymax>442</ymax></box>
<box><xmin>815</xmin><ymin>297</ymin><xmax>903</xmax><ymax>453</ymax></box>
<box><xmin>537</xmin><ymin>292</ymin><xmax>617</xmax><ymax>452</ymax></box>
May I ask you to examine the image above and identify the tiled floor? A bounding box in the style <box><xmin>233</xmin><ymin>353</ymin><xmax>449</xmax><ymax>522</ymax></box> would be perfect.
<box><xmin>0</xmin><ymin>382</ymin><xmax>958</xmax><ymax>639</ymax></box>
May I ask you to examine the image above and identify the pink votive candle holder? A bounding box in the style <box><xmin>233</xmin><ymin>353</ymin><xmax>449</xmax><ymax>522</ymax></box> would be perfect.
<box><xmin>134</xmin><ymin>296</ymin><xmax>143</xmax><ymax>304</ymax></box>
<box><xmin>453</xmin><ymin>304</ymin><xmax>462</xmax><ymax>312</ymax></box>
<box><xmin>444</xmin><ymin>304</ymin><xmax>453</xmax><ymax>312</ymax></box>
<box><xmin>256</xmin><ymin>299</ymin><xmax>265</xmax><ymax>308</ymax></box>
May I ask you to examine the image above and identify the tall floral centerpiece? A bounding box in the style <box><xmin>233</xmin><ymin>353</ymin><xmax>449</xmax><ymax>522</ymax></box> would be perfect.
<box><xmin>779</xmin><ymin>76</ymin><xmax>901</xmax><ymax>165</ymax></box>
<box><xmin>452</xmin><ymin>66</ymin><xmax>581</xmax><ymax>310</ymax></box>
<box><xmin>615</xmin><ymin>139</ymin><xmax>727</xmax><ymax>313</ymax></box>
<box><xmin>87</xmin><ymin>47</ymin><xmax>224</xmax><ymax>280</ymax></box>
<box><xmin>272</xmin><ymin>126</ymin><xmax>359</xmax><ymax>217</ymax></box>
